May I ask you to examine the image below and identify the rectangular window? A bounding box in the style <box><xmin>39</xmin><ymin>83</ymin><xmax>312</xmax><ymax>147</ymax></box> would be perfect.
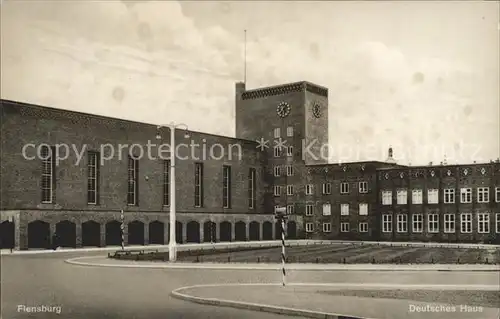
<box><xmin>163</xmin><ymin>160</ymin><xmax>170</xmax><ymax>206</ymax></box>
<box><xmin>428</xmin><ymin>189</ymin><xmax>439</xmax><ymax>204</ymax></box>
<box><xmin>323</xmin><ymin>223</ymin><xmax>332</xmax><ymax>233</ymax></box>
<box><xmin>87</xmin><ymin>152</ymin><xmax>100</xmax><ymax>205</ymax></box>
<box><xmin>382</xmin><ymin>191</ymin><xmax>392</xmax><ymax>205</ymax></box>
<box><xmin>305</xmin><ymin>223</ymin><xmax>314</xmax><ymax>232</ymax></box>
<box><xmin>286</xmin><ymin>146</ymin><xmax>293</xmax><ymax>157</ymax></box>
<box><xmin>305</xmin><ymin>204</ymin><xmax>314</xmax><ymax>216</ymax></box>
<box><xmin>340</xmin><ymin>182</ymin><xmax>349</xmax><ymax>194</ymax></box>
<box><xmin>274</xmin><ymin>147</ymin><xmax>280</xmax><ymax>157</ymax></box>
<box><xmin>477</xmin><ymin>188</ymin><xmax>489</xmax><ymax>203</ymax></box>
<box><xmin>382</xmin><ymin>214</ymin><xmax>392</xmax><ymax>233</ymax></box>
<box><xmin>223</xmin><ymin>165</ymin><xmax>231</xmax><ymax>208</ymax></box>
<box><xmin>286</xmin><ymin>126</ymin><xmax>293</xmax><ymax>137</ymax></box>
<box><xmin>397</xmin><ymin>189</ymin><xmax>408</xmax><ymax>205</ymax></box>
<box><xmin>496</xmin><ymin>187</ymin><xmax>500</xmax><ymax>202</ymax></box>
<box><xmin>287</xmin><ymin>204</ymin><xmax>294</xmax><ymax>214</ymax></box>
<box><xmin>305</xmin><ymin>184</ymin><xmax>313</xmax><ymax>195</ymax></box>
<box><xmin>274</xmin><ymin>205</ymin><xmax>279</xmax><ymax>213</ymax></box>
<box><xmin>322</xmin><ymin>183</ymin><xmax>331</xmax><ymax>194</ymax></box>
<box><xmin>496</xmin><ymin>213</ymin><xmax>500</xmax><ymax>233</ymax></box>
<box><xmin>248</xmin><ymin>168</ymin><xmax>256</xmax><ymax>209</ymax></box>
<box><xmin>477</xmin><ymin>213</ymin><xmax>490</xmax><ymax>233</ymax></box>
<box><xmin>460</xmin><ymin>213</ymin><xmax>472</xmax><ymax>233</ymax></box>
<box><xmin>359</xmin><ymin>203</ymin><xmax>368</xmax><ymax>215</ymax></box>
<box><xmin>412</xmin><ymin>214</ymin><xmax>423</xmax><ymax>233</ymax></box>
<box><xmin>359</xmin><ymin>181</ymin><xmax>368</xmax><ymax>194</ymax></box>
<box><xmin>460</xmin><ymin>188</ymin><xmax>472</xmax><ymax>203</ymax></box>
<box><xmin>274</xmin><ymin>166</ymin><xmax>281</xmax><ymax>177</ymax></box>
<box><xmin>323</xmin><ymin>203</ymin><xmax>331</xmax><ymax>216</ymax></box>
<box><xmin>341</xmin><ymin>222</ymin><xmax>350</xmax><ymax>232</ymax></box>
<box><xmin>274</xmin><ymin>186</ymin><xmax>281</xmax><ymax>197</ymax></box>
<box><xmin>194</xmin><ymin>163</ymin><xmax>204</xmax><ymax>207</ymax></box>
<box><xmin>41</xmin><ymin>145</ymin><xmax>55</xmax><ymax>203</ymax></box>
<box><xmin>127</xmin><ymin>155</ymin><xmax>139</xmax><ymax>206</ymax></box>
<box><xmin>444</xmin><ymin>214</ymin><xmax>455</xmax><ymax>233</ymax></box>
<box><xmin>427</xmin><ymin>213</ymin><xmax>439</xmax><ymax>233</ymax></box>
<box><xmin>359</xmin><ymin>222</ymin><xmax>368</xmax><ymax>233</ymax></box>
<box><xmin>287</xmin><ymin>185</ymin><xmax>294</xmax><ymax>195</ymax></box>
<box><xmin>397</xmin><ymin>214</ymin><xmax>408</xmax><ymax>233</ymax></box>
<box><xmin>274</xmin><ymin>127</ymin><xmax>280</xmax><ymax>138</ymax></box>
<box><xmin>286</xmin><ymin>165</ymin><xmax>294</xmax><ymax>176</ymax></box>
<box><xmin>444</xmin><ymin>189</ymin><xmax>455</xmax><ymax>204</ymax></box>
<box><xmin>340</xmin><ymin>204</ymin><xmax>349</xmax><ymax>216</ymax></box>
<box><xmin>412</xmin><ymin>189</ymin><xmax>423</xmax><ymax>204</ymax></box>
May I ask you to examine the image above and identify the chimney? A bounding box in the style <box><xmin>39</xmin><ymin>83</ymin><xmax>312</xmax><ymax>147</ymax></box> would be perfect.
<box><xmin>386</xmin><ymin>146</ymin><xmax>396</xmax><ymax>164</ymax></box>
<box><xmin>429</xmin><ymin>161</ymin><xmax>433</xmax><ymax>166</ymax></box>
<box><xmin>443</xmin><ymin>155</ymin><xmax>447</xmax><ymax>165</ymax></box>
<box><xmin>235</xmin><ymin>82</ymin><xmax>246</xmax><ymax>100</ymax></box>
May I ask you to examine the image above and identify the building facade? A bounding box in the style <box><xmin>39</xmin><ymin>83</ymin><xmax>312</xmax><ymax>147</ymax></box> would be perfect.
<box><xmin>1</xmin><ymin>80</ymin><xmax>499</xmax><ymax>249</ymax></box>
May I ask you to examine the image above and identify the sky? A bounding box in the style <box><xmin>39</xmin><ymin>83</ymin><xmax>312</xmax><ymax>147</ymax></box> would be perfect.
<box><xmin>1</xmin><ymin>0</ymin><xmax>499</xmax><ymax>165</ymax></box>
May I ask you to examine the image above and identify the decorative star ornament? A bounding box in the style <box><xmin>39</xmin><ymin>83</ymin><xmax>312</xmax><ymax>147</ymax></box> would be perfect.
<box><xmin>255</xmin><ymin>138</ymin><xmax>269</xmax><ymax>151</ymax></box>
<box><xmin>274</xmin><ymin>138</ymin><xmax>288</xmax><ymax>150</ymax></box>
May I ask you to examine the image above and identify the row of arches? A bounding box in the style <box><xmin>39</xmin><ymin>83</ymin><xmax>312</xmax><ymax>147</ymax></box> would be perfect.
<box><xmin>0</xmin><ymin>220</ymin><xmax>297</xmax><ymax>249</ymax></box>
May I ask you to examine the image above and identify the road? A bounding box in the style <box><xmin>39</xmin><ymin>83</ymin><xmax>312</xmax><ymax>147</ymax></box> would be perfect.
<box><xmin>2</xmin><ymin>251</ymin><xmax>498</xmax><ymax>319</ymax></box>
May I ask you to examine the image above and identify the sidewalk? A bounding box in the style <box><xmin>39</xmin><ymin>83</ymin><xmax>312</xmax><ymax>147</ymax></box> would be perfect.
<box><xmin>65</xmin><ymin>256</ymin><xmax>500</xmax><ymax>272</ymax></box>
<box><xmin>172</xmin><ymin>283</ymin><xmax>500</xmax><ymax>319</ymax></box>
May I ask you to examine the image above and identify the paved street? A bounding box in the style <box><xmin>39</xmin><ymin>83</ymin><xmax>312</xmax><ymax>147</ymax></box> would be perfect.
<box><xmin>2</xmin><ymin>251</ymin><xmax>499</xmax><ymax>319</ymax></box>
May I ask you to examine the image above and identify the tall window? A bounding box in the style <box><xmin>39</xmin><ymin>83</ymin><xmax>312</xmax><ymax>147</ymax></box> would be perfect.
<box><xmin>340</xmin><ymin>182</ymin><xmax>349</xmax><ymax>194</ymax></box>
<box><xmin>41</xmin><ymin>145</ymin><xmax>55</xmax><ymax>203</ymax></box>
<box><xmin>305</xmin><ymin>184</ymin><xmax>313</xmax><ymax>195</ymax></box>
<box><xmin>286</xmin><ymin>165</ymin><xmax>294</xmax><ymax>176</ymax></box>
<box><xmin>444</xmin><ymin>214</ymin><xmax>455</xmax><ymax>233</ymax></box>
<box><xmin>248</xmin><ymin>168</ymin><xmax>256</xmax><ymax>209</ymax></box>
<box><xmin>273</xmin><ymin>166</ymin><xmax>281</xmax><ymax>177</ymax></box>
<box><xmin>341</xmin><ymin>223</ymin><xmax>350</xmax><ymax>232</ymax></box>
<box><xmin>286</xmin><ymin>126</ymin><xmax>293</xmax><ymax>137</ymax></box>
<box><xmin>359</xmin><ymin>222</ymin><xmax>368</xmax><ymax>232</ymax></box>
<box><xmin>286</xmin><ymin>146</ymin><xmax>293</xmax><ymax>157</ymax></box>
<box><xmin>382</xmin><ymin>191</ymin><xmax>392</xmax><ymax>205</ymax></box>
<box><xmin>322</xmin><ymin>183</ymin><xmax>331</xmax><ymax>194</ymax></box>
<box><xmin>359</xmin><ymin>203</ymin><xmax>368</xmax><ymax>215</ymax></box>
<box><xmin>305</xmin><ymin>204</ymin><xmax>314</xmax><ymax>216</ymax></box>
<box><xmin>287</xmin><ymin>204</ymin><xmax>294</xmax><ymax>214</ymax></box>
<box><xmin>222</xmin><ymin>165</ymin><xmax>231</xmax><ymax>208</ymax></box>
<box><xmin>496</xmin><ymin>213</ymin><xmax>500</xmax><ymax>233</ymax></box>
<box><xmin>163</xmin><ymin>160</ymin><xmax>170</xmax><ymax>206</ymax></box>
<box><xmin>477</xmin><ymin>213</ymin><xmax>490</xmax><ymax>233</ymax></box>
<box><xmin>382</xmin><ymin>214</ymin><xmax>392</xmax><ymax>232</ymax></box>
<box><xmin>460</xmin><ymin>213</ymin><xmax>472</xmax><ymax>233</ymax></box>
<box><xmin>359</xmin><ymin>181</ymin><xmax>368</xmax><ymax>194</ymax></box>
<box><xmin>87</xmin><ymin>152</ymin><xmax>100</xmax><ymax>205</ymax></box>
<box><xmin>412</xmin><ymin>189</ymin><xmax>423</xmax><ymax>204</ymax></box>
<box><xmin>340</xmin><ymin>204</ymin><xmax>349</xmax><ymax>215</ymax></box>
<box><xmin>274</xmin><ymin>186</ymin><xmax>281</xmax><ymax>196</ymax></box>
<box><xmin>444</xmin><ymin>189</ymin><xmax>455</xmax><ymax>204</ymax></box>
<box><xmin>194</xmin><ymin>163</ymin><xmax>203</xmax><ymax>207</ymax></box>
<box><xmin>397</xmin><ymin>214</ymin><xmax>408</xmax><ymax>232</ymax></box>
<box><xmin>274</xmin><ymin>127</ymin><xmax>280</xmax><ymax>138</ymax></box>
<box><xmin>496</xmin><ymin>187</ymin><xmax>500</xmax><ymax>202</ymax></box>
<box><xmin>427</xmin><ymin>213</ymin><xmax>439</xmax><ymax>233</ymax></box>
<box><xmin>286</xmin><ymin>185</ymin><xmax>294</xmax><ymax>195</ymax></box>
<box><xmin>412</xmin><ymin>214</ymin><xmax>423</xmax><ymax>233</ymax></box>
<box><xmin>460</xmin><ymin>188</ymin><xmax>472</xmax><ymax>203</ymax></box>
<box><xmin>274</xmin><ymin>147</ymin><xmax>280</xmax><ymax>157</ymax></box>
<box><xmin>397</xmin><ymin>189</ymin><xmax>408</xmax><ymax>205</ymax></box>
<box><xmin>323</xmin><ymin>223</ymin><xmax>331</xmax><ymax>233</ymax></box>
<box><xmin>427</xmin><ymin>189</ymin><xmax>439</xmax><ymax>204</ymax></box>
<box><xmin>127</xmin><ymin>155</ymin><xmax>139</xmax><ymax>205</ymax></box>
<box><xmin>305</xmin><ymin>223</ymin><xmax>314</xmax><ymax>232</ymax></box>
<box><xmin>477</xmin><ymin>188</ymin><xmax>489</xmax><ymax>203</ymax></box>
<box><xmin>322</xmin><ymin>203</ymin><xmax>331</xmax><ymax>216</ymax></box>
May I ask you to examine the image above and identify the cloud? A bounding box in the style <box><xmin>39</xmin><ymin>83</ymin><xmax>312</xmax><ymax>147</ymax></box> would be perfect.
<box><xmin>1</xmin><ymin>0</ymin><xmax>498</xmax><ymax>164</ymax></box>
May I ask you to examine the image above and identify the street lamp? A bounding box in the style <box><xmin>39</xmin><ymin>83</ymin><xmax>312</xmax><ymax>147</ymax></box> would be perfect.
<box><xmin>156</xmin><ymin>122</ymin><xmax>190</xmax><ymax>262</ymax></box>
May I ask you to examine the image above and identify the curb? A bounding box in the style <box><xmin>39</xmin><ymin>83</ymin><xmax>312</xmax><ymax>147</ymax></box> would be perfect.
<box><xmin>64</xmin><ymin>257</ymin><xmax>500</xmax><ymax>272</ymax></box>
<box><xmin>171</xmin><ymin>284</ymin><xmax>373</xmax><ymax>319</ymax></box>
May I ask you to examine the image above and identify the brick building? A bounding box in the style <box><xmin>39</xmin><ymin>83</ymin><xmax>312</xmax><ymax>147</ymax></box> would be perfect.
<box><xmin>1</xmin><ymin>80</ymin><xmax>499</xmax><ymax>249</ymax></box>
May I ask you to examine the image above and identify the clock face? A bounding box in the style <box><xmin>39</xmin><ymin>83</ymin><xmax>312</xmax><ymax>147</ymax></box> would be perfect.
<box><xmin>312</xmin><ymin>103</ymin><xmax>321</xmax><ymax>118</ymax></box>
<box><xmin>276</xmin><ymin>102</ymin><xmax>291</xmax><ymax>118</ymax></box>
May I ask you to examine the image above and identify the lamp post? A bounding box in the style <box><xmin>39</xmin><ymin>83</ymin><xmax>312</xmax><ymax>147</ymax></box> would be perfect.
<box><xmin>156</xmin><ymin>122</ymin><xmax>189</xmax><ymax>262</ymax></box>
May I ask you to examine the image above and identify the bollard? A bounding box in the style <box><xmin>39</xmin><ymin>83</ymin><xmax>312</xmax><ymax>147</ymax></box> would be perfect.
<box><xmin>316</xmin><ymin>257</ymin><xmax>319</xmax><ymax>263</ymax></box>
<box><xmin>257</xmin><ymin>257</ymin><xmax>260</xmax><ymax>263</ymax></box>
<box><xmin>457</xmin><ymin>258</ymin><xmax>460</xmax><ymax>264</ymax></box>
<box><xmin>196</xmin><ymin>256</ymin><xmax>200</xmax><ymax>263</ymax></box>
<box><xmin>398</xmin><ymin>257</ymin><xmax>402</xmax><ymax>264</ymax></box>
<box><xmin>372</xmin><ymin>257</ymin><xmax>376</xmax><ymax>264</ymax></box>
<box><xmin>431</xmin><ymin>257</ymin><xmax>434</xmax><ymax>264</ymax></box>
<box><xmin>486</xmin><ymin>258</ymin><xmax>489</xmax><ymax>264</ymax></box>
<box><xmin>228</xmin><ymin>256</ymin><xmax>231</xmax><ymax>263</ymax></box>
<box><xmin>343</xmin><ymin>258</ymin><xmax>346</xmax><ymax>264</ymax></box>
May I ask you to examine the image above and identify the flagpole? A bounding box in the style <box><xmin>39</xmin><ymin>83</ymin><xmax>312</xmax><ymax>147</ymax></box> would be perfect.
<box><xmin>244</xmin><ymin>29</ymin><xmax>247</xmax><ymax>84</ymax></box>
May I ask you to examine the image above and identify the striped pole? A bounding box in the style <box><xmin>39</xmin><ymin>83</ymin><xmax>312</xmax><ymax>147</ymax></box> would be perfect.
<box><xmin>281</xmin><ymin>218</ymin><xmax>286</xmax><ymax>286</ymax></box>
<box><xmin>120</xmin><ymin>210</ymin><xmax>125</xmax><ymax>251</ymax></box>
